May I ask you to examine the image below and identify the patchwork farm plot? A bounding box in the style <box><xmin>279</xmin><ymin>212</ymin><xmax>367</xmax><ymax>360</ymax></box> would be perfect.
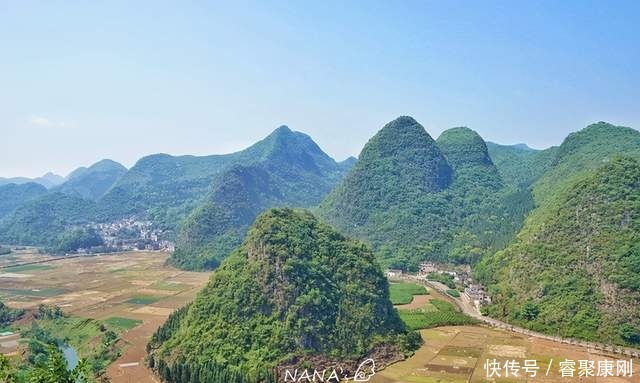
<box><xmin>0</xmin><ymin>249</ymin><xmax>211</xmax><ymax>383</ymax></box>
<box><xmin>380</xmin><ymin>288</ymin><xmax>640</xmax><ymax>383</ymax></box>
<box><xmin>374</xmin><ymin>326</ymin><xmax>640</xmax><ymax>383</ymax></box>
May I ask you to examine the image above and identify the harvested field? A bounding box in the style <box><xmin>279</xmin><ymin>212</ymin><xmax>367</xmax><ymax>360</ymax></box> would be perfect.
<box><xmin>0</xmin><ymin>250</ymin><xmax>211</xmax><ymax>383</ymax></box>
<box><xmin>372</xmin><ymin>326</ymin><xmax>640</xmax><ymax>383</ymax></box>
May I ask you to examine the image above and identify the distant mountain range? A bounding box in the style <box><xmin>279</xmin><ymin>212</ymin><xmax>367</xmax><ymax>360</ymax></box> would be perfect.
<box><xmin>318</xmin><ymin>117</ymin><xmax>526</xmax><ymax>268</ymax></box>
<box><xmin>0</xmin><ymin>172</ymin><xmax>65</xmax><ymax>189</ymax></box>
<box><xmin>0</xmin><ymin>126</ymin><xmax>354</xmax><ymax>251</ymax></box>
<box><xmin>55</xmin><ymin>159</ymin><xmax>127</xmax><ymax>201</ymax></box>
<box><xmin>1</xmin><ymin>118</ymin><xmax>639</xmax><ymax>347</ymax></box>
<box><xmin>169</xmin><ymin>126</ymin><xmax>354</xmax><ymax>270</ymax></box>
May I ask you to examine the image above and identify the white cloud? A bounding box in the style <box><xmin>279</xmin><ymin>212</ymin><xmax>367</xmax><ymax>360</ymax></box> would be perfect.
<box><xmin>30</xmin><ymin>116</ymin><xmax>52</xmax><ymax>126</ymax></box>
<box><xmin>29</xmin><ymin>116</ymin><xmax>74</xmax><ymax>128</ymax></box>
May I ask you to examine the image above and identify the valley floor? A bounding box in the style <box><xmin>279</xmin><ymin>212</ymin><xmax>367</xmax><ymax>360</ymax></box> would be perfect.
<box><xmin>372</xmin><ymin>325</ymin><xmax>640</xmax><ymax>383</ymax></box>
<box><xmin>0</xmin><ymin>249</ymin><xmax>211</xmax><ymax>383</ymax></box>
<box><xmin>381</xmin><ymin>281</ymin><xmax>640</xmax><ymax>383</ymax></box>
<box><xmin>2</xmin><ymin>251</ymin><xmax>638</xmax><ymax>383</ymax></box>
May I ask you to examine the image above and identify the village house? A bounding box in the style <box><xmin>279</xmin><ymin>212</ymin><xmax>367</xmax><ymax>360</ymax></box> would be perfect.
<box><xmin>385</xmin><ymin>269</ymin><xmax>403</xmax><ymax>278</ymax></box>
<box><xmin>464</xmin><ymin>284</ymin><xmax>491</xmax><ymax>306</ymax></box>
<box><xmin>418</xmin><ymin>261</ymin><xmax>438</xmax><ymax>275</ymax></box>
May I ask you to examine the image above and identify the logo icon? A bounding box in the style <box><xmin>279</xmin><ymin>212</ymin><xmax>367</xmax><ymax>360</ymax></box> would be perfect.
<box><xmin>353</xmin><ymin>358</ymin><xmax>376</xmax><ymax>381</ymax></box>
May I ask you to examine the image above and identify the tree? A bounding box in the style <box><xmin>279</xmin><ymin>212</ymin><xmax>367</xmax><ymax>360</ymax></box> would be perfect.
<box><xmin>521</xmin><ymin>301</ymin><xmax>540</xmax><ymax>321</ymax></box>
<box><xmin>619</xmin><ymin>324</ymin><xmax>640</xmax><ymax>344</ymax></box>
<box><xmin>28</xmin><ymin>346</ymin><xmax>90</xmax><ymax>383</ymax></box>
<box><xmin>0</xmin><ymin>354</ymin><xmax>16</xmax><ymax>383</ymax></box>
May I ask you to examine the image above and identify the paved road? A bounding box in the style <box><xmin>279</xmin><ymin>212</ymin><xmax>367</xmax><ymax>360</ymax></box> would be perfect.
<box><xmin>401</xmin><ymin>275</ymin><xmax>640</xmax><ymax>359</ymax></box>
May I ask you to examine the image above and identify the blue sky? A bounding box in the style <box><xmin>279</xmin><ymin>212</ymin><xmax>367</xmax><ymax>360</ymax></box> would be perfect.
<box><xmin>1</xmin><ymin>0</ymin><xmax>639</xmax><ymax>177</ymax></box>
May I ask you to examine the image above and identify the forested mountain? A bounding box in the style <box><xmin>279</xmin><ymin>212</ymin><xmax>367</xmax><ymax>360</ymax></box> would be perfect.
<box><xmin>437</xmin><ymin>127</ymin><xmax>503</xmax><ymax>192</ymax></box>
<box><xmin>0</xmin><ymin>182</ymin><xmax>47</xmax><ymax>219</ymax></box>
<box><xmin>97</xmin><ymin>126</ymin><xmax>349</xmax><ymax>229</ymax></box>
<box><xmin>55</xmin><ymin>159</ymin><xmax>127</xmax><ymax>200</ymax></box>
<box><xmin>0</xmin><ymin>192</ymin><xmax>96</xmax><ymax>246</ymax></box>
<box><xmin>435</xmin><ymin>127</ymin><xmax>533</xmax><ymax>264</ymax></box>
<box><xmin>149</xmin><ymin>208</ymin><xmax>419</xmax><ymax>382</ymax></box>
<box><xmin>486</xmin><ymin>142</ymin><xmax>558</xmax><ymax>188</ymax></box>
<box><xmin>318</xmin><ymin>117</ymin><xmax>453</xmax><ymax>268</ymax></box>
<box><xmin>532</xmin><ymin>122</ymin><xmax>640</xmax><ymax>203</ymax></box>
<box><xmin>477</xmin><ymin>156</ymin><xmax>640</xmax><ymax>345</ymax></box>
<box><xmin>169</xmin><ymin>126</ymin><xmax>353</xmax><ymax>270</ymax></box>
<box><xmin>0</xmin><ymin>126</ymin><xmax>350</xmax><ymax>251</ymax></box>
<box><xmin>0</xmin><ymin>172</ymin><xmax>64</xmax><ymax>189</ymax></box>
<box><xmin>477</xmin><ymin>122</ymin><xmax>640</xmax><ymax>346</ymax></box>
<box><xmin>0</xmin><ymin>160</ymin><xmax>124</xmax><ymax>245</ymax></box>
<box><xmin>318</xmin><ymin>117</ymin><xmax>527</xmax><ymax>269</ymax></box>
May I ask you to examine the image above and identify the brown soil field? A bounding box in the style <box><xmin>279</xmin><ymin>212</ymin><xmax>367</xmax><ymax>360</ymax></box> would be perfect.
<box><xmin>0</xmin><ymin>250</ymin><xmax>211</xmax><ymax>383</ymax></box>
<box><xmin>3</xmin><ymin>252</ymin><xmax>637</xmax><ymax>383</ymax></box>
<box><xmin>395</xmin><ymin>294</ymin><xmax>432</xmax><ymax>310</ymax></box>
<box><xmin>373</xmin><ymin>325</ymin><xmax>640</xmax><ymax>383</ymax></box>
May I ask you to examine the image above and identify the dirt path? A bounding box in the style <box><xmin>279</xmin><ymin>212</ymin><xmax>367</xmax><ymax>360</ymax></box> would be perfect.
<box><xmin>106</xmin><ymin>318</ymin><xmax>165</xmax><ymax>383</ymax></box>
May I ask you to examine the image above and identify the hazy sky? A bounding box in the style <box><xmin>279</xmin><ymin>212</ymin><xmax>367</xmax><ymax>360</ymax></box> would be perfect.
<box><xmin>1</xmin><ymin>1</ymin><xmax>639</xmax><ymax>177</ymax></box>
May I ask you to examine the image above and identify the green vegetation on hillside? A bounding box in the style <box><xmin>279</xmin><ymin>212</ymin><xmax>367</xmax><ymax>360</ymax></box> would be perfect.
<box><xmin>318</xmin><ymin>117</ymin><xmax>454</xmax><ymax>270</ymax></box>
<box><xmin>55</xmin><ymin>159</ymin><xmax>127</xmax><ymax>201</ymax></box>
<box><xmin>0</xmin><ymin>192</ymin><xmax>96</xmax><ymax>246</ymax></box>
<box><xmin>169</xmin><ymin>126</ymin><xmax>353</xmax><ymax>270</ymax></box>
<box><xmin>319</xmin><ymin>118</ymin><xmax>527</xmax><ymax>269</ymax></box>
<box><xmin>48</xmin><ymin>227</ymin><xmax>103</xmax><ymax>254</ymax></box>
<box><xmin>149</xmin><ymin>208</ymin><xmax>419</xmax><ymax>382</ymax></box>
<box><xmin>1</xmin><ymin>305</ymin><xmax>129</xmax><ymax>382</ymax></box>
<box><xmin>389</xmin><ymin>282</ymin><xmax>428</xmax><ymax>305</ymax></box>
<box><xmin>478</xmin><ymin>156</ymin><xmax>640</xmax><ymax>345</ymax></box>
<box><xmin>0</xmin><ymin>182</ymin><xmax>48</xmax><ymax>220</ymax></box>
<box><xmin>0</xmin><ymin>300</ymin><xmax>24</xmax><ymax>326</ymax></box>
<box><xmin>486</xmin><ymin>142</ymin><xmax>558</xmax><ymax>188</ymax></box>
<box><xmin>0</xmin><ymin>346</ymin><xmax>91</xmax><ymax>383</ymax></box>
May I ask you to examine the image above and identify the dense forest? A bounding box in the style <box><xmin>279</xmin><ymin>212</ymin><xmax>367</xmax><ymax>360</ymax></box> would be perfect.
<box><xmin>149</xmin><ymin>208</ymin><xmax>420</xmax><ymax>382</ymax></box>
<box><xmin>0</xmin><ymin>127</ymin><xmax>353</xmax><ymax>262</ymax></box>
<box><xmin>1</xmin><ymin>118</ymin><xmax>639</xmax><ymax>349</ymax></box>
<box><xmin>318</xmin><ymin>117</ymin><xmax>531</xmax><ymax>270</ymax></box>
<box><xmin>0</xmin><ymin>182</ymin><xmax>47</xmax><ymax>220</ymax></box>
<box><xmin>0</xmin><ymin>192</ymin><xmax>97</xmax><ymax>246</ymax></box>
<box><xmin>169</xmin><ymin>126</ymin><xmax>353</xmax><ymax>270</ymax></box>
<box><xmin>477</xmin><ymin>122</ymin><xmax>640</xmax><ymax>346</ymax></box>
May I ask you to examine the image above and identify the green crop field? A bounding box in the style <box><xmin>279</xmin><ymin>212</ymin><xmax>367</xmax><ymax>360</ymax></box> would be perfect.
<box><xmin>103</xmin><ymin>316</ymin><xmax>142</xmax><ymax>331</ymax></box>
<box><xmin>446</xmin><ymin>289</ymin><xmax>460</xmax><ymax>297</ymax></box>
<box><xmin>125</xmin><ymin>295</ymin><xmax>161</xmax><ymax>305</ymax></box>
<box><xmin>3</xmin><ymin>264</ymin><xmax>55</xmax><ymax>272</ymax></box>
<box><xmin>389</xmin><ymin>281</ymin><xmax>428</xmax><ymax>305</ymax></box>
<box><xmin>0</xmin><ymin>287</ymin><xmax>64</xmax><ymax>297</ymax></box>
<box><xmin>398</xmin><ymin>299</ymin><xmax>478</xmax><ymax>330</ymax></box>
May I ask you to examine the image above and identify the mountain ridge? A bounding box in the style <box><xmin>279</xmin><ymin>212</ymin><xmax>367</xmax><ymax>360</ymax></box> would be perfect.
<box><xmin>169</xmin><ymin>126</ymin><xmax>353</xmax><ymax>270</ymax></box>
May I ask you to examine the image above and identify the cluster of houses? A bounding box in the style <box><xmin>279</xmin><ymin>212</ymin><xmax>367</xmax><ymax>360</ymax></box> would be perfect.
<box><xmin>90</xmin><ymin>218</ymin><xmax>175</xmax><ymax>252</ymax></box>
<box><xmin>464</xmin><ymin>284</ymin><xmax>491</xmax><ymax>306</ymax></box>
<box><xmin>418</xmin><ymin>262</ymin><xmax>491</xmax><ymax>306</ymax></box>
<box><xmin>385</xmin><ymin>261</ymin><xmax>491</xmax><ymax>308</ymax></box>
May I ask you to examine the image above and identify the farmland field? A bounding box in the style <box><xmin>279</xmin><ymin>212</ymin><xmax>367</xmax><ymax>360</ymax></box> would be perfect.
<box><xmin>386</xmin><ymin>281</ymin><xmax>640</xmax><ymax>383</ymax></box>
<box><xmin>372</xmin><ymin>325</ymin><xmax>640</xmax><ymax>383</ymax></box>
<box><xmin>2</xmin><ymin>250</ymin><xmax>638</xmax><ymax>383</ymax></box>
<box><xmin>0</xmin><ymin>249</ymin><xmax>211</xmax><ymax>383</ymax></box>
<box><xmin>389</xmin><ymin>281</ymin><xmax>429</xmax><ymax>305</ymax></box>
